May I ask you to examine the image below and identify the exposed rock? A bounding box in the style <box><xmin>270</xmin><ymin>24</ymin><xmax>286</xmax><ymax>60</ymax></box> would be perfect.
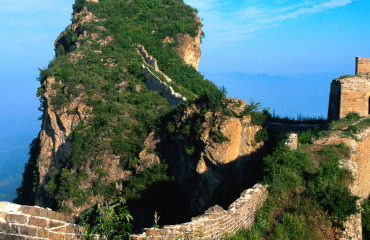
<box><xmin>173</xmin><ymin>13</ymin><xmax>202</xmax><ymax>70</ymax></box>
<box><xmin>35</xmin><ymin>77</ymin><xmax>91</xmax><ymax>208</ymax></box>
<box><xmin>139</xmin><ymin>102</ymin><xmax>265</xmax><ymax>213</ymax></box>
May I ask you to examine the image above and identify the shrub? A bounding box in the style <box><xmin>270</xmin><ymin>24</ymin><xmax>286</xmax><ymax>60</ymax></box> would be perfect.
<box><xmin>79</xmin><ymin>197</ymin><xmax>133</xmax><ymax>240</ymax></box>
<box><xmin>214</xmin><ymin>130</ymin><xmax>230</xmax><ymax>143</ymax></box>
<box><xmin>255</xmin><ymin>128</ymin><xmax>268</xmax><ymax>142</ymax></box>
<box><xmin>362</xmin><ymin>200</ymin><xmax>370</xmax><ymax>239</ymax></box>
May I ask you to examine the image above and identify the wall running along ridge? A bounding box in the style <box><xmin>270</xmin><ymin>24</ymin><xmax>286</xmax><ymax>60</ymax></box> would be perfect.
<box><xmin>356</xmin><ymin>57</ymin><xmax>370</xmax><ymax>75</ymax></box>
<box><xmin>0</xmin><ymin>201</ymin><xmax>80</xmax><ymax>239</ymax></box>
<box><xmin>137</xmin><ymin>45</ymin><xmax>187</xmax><ymax>106</ymax></box>
<box><xmin>328</xmin><ymin>75</ymin><xmax>370</xmax><ymax>121</ymax></box>
<box><xmin>131</xmin><ymin>184</ymin><xmax>268</xmax><ymax>240</ymax></box>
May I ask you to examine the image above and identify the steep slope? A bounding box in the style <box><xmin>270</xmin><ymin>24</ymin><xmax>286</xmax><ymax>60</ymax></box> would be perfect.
<box><xmin>14</xmin><ymin>0</ymin><xmax>267</xmax><ymax>233</ymax></box>
<box><xmin>15</xmin><ymin>0</ymin><xmax>211</xmax><ymax>210</ymax></box>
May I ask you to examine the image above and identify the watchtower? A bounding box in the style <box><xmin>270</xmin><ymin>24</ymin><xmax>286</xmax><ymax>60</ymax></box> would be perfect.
<box><xmin>356</xmin><ymin>57</ymin><xmax>370</xmax><ymax>75</ymax></box>
<box><xmin>328</xmin><ymin>58</ymin><xmax>370</xmax><ymax>122</ymax></box>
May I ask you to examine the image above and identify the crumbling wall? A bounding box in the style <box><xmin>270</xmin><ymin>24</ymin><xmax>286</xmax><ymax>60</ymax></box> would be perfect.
<box><xmin>348</xmin><ymin>128</ymin><xmax>370</xmax><ymax>199</ymax></box>
<box><xmin>356</xmin><ymin>57</ymin><xmax>370</xmax><ymax>75</ymax></box>
<box><xmin>334</xmin><ymin>160</ymin><xmax>362</xmax><ymax>239</ymax></box>
<box><xmin>131</xmin><ymin>184</ymin><xmax>268</xmax><ymax>240</ymax></box>
<box><xmin>0</xmin><ymin>201</ymin><xmax>80</xmax><ymax>239</ymax></box>
<box><xmin>285</xmin><ymin>133</ymin><xmax>298</xmax><ymax>150</ymax></box>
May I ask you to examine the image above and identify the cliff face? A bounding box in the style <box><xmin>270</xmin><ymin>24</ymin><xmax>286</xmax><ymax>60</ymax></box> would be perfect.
<box><xmin>174</xmin><ymin>13</ymin><xmax>202</xmax><ymax>70</ymax></box>
<box><xmin>18</xmin><ymin>0</ymin><xmax>207</xmax><ymax>216</ymax></box>
<box><xmin>36</xmin><ymin>76</ymin><xmax>91</xmax><ymax>207</ymax></box>
<box><xmin>139</xmin><ymin>100</ymin><xmax>265</xmax><ymax>213</ymax></box>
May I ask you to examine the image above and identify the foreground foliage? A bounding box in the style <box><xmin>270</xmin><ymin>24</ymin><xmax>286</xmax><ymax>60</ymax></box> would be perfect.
<box><xmin>224</xmin><ymin>141</ymin><xmax>359</xmax><ymax>239</ymax></box>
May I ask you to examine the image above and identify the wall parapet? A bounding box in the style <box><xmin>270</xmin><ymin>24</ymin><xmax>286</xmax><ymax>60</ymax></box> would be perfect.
<box><xmin>0</xmin><ymin>201</ymin><xmax>79</xmax><ymax>239</ymax></box>
<box><xmin>137</xmin><ymin>44</ymin><xmax>186</xmax><ymax>106</ymax></box>
<box><xmin>356</xmin><ymin>57</ymin><xmax>370</xmax><ymax>75</ymax></box>
<box><xmin>141</xmin><ymin>64</ymin><xmax>186</xmax><ymax>106</ymax></box>
<box><xmin>131</xmin><ymin>183</ymin><xmax>268</xmax><ymax>240</ymax></box>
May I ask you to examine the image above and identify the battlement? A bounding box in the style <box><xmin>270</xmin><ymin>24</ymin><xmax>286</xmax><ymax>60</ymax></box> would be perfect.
<box><xmin>356</xmin><ymin>57</ymin><xmax>370</xmax><ymax>75</ymax></box>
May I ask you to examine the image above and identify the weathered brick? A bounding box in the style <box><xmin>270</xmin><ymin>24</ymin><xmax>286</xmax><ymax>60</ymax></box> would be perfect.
<box><xmin>49</xmin><ymin>221</ymin><xmax>65</xmax><ymax>229</ymax></box>
<box><xmin>28</xmin><ymin>217</ymin><xmax>47</xmax><ymax>228</ymax></box>
<box><xmin>49</xmin><ymin>232</ymin><xmax>65</xmax><ymax>240</ymax></box>
<box><xmin>19</xmin><ymin>226</ymin><xmax>37</xmax><ymax>237</ymax></box>
<box><xmin>37</xmin><ymin>228</ymin><xmax>49</xmax><ymax>238</ymax></box>
<box><xmin>0</xmin><ymin>233</ymin><xmax>27</xmax><ymax>240</ymax></box>
<box><xmin>65</xmin><ymin>225</ymin><xmax>75</xmax><ymax>234</ymax></box>
<box><xmin>0</xmin><ymin>223</ymin><xmax>18</xmax><ymax>235</ymax></box>
<box><xmin>18</xmin><ymin>206</ymin><xmax>49</xmax><ymax>219</ymax></box>
<box><xmin>49</xmin><ymin>211</ymin><xmax>66</xmax><ymax>222</ymax></box>
<box><xmin>51</xmin><ymin>227</ymin><xmax>66</xmax><ymax>233</ymax></box>
<box><xmin>6</xmin><ymin>214</ymin><xmax>27</xmax><ymax>224</ymax></box>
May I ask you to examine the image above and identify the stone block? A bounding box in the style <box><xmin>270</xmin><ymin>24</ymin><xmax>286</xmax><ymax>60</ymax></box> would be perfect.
<box><xmin>0</xmin><ymin>233</ymin><xmax>27</xmax><ymax>240</ymax></box>
<box><xmin>19</xmin><ymin>225</ymin><xmax>37</xmax><ymax>236</ymax></box>
<box><xmin>49</xmin><ymin>232</ymin><xmax>65</xmax><ymax>240</ymax></box>
<box><xmin>18</xmin><ymin>206</ymin><xmax>48</xmax><ymax>218</ymax></box>
<box><xmin>65</xmin><ymin>225</ymin><xmax>75</xmax><ymax>234</ymax></box>
<box><xmin>49</xmin><ymin>211</ymin><xmax>66</xmax><ymax>222</ymax></box>
<box><xmin>52</xmin><ymin>226</ymin><xmax>66</xmax><ymax>233</ymax></box>
<box><xmin>0</xmin><ymin>223</ymin><xmax>18</xmax><ymax>235</ymax></box>
<box><xmin>28</xmin><ymin>217</ymin><xmax>47</xmax><ymax>228</ymax></box>
<box><xmin>37</xmin><ymin>228</ymin><xmax>49</xmax><ymax>238</ymax></box>
<box><xmin>6</xmin><ymin>214</ymin><xmax>27</xmax><ymax>224</ymax></box>
<box><xmin>49</xmin><ymin>220</ymin><xmax>65</xmax><ymax>229</ymax></box>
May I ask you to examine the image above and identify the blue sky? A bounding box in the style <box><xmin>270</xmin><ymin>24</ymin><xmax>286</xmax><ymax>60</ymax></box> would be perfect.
<box><xmin>186</xmin><ymin>0</ymin><xmax>370</xmax><ymax>75</ymax></box>
<box><xmin>0</xmin><ymin>0</ymin><xmax>369</xmax><ymax>200</ymax></box>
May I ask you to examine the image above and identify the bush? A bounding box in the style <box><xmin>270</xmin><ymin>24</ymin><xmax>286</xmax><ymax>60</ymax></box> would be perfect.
<box><xmin>362</xmin><ymin>200</ymin><xmax>370</xmax><ymax>239</ymax></box>
<box><xmin>79</xmin><ymin>197</ymin><xmax>133</xmax><ymax>240</ymax></box>
<box><xmin>214</xmin><ymin>130</ymin><xmax>230</xmax><ymax>143</ymax></box>
<box><xmin>255</xmin><ymin>128</ymin><xmax>268</xmax><ymax>142</ymax></box>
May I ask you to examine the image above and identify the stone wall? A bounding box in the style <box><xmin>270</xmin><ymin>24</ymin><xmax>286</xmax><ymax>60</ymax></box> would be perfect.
<box><xmin>335</xmin><ymin>160</ymin><xmax>362</xmax><ymax>239</ymax></box>
<box><xmin>137</xmin><ymin>44</ymin><xmax>159</xmax><ymax>71</ymax></box>
<box><xmin>285</xmin><ymin>133</ymin><xmax>298</xmax><ymax>150</ymax></box>
<box><xmin>131</xmin><ymin>184</ymin><xmax>268</xmax><ymax>240</ymax></box>
<box><xmin>348</xmin><ymin>128</ymin><xmax>370</xmax><ymax>199</ymax></box>
<box><xmin>328</xmin><ymin>76</ymin><xmax>370</xmax><ymax>121</ymax></box>
<box><xmin>0</xmin><ymin>201</ymin><xmax>79</xmax><ymax>239</ymax></box>
<box><xmin>356</xmin><ymin>57</ymin><xmax>370</xmax><ymax>75</ymax></box>
<box><xmin>265</xmin><ymin>122</ymin><xmax>323</xmax><ymax>145</ymax></box>
<box><xmin>142</xmin><ymin>65</ymin><xmax>186</xmax><ymax>106</ymax></box>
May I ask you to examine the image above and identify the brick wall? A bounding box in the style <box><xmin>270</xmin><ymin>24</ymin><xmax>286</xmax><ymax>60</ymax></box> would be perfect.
<box><xmin>0</xmin><ymin>202</ymin><xmax>80</xmax><ymax>239</ymax></box>
<box><xmin>328</xmin><ymin>76</ymin><xmax>370</xmax><ymax>121</ymax></box>
<box><xmin>356</xmin><ymin>57</ymin><xmax>370</xmax><ymax>75</ymax></box>
<box><xmin>131</xmin><ymin>184</ymin><xmax>268</xmax><ymax>240</ymax></box>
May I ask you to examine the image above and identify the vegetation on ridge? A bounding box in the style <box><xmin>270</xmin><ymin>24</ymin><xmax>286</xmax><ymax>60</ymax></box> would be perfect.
<box><xmin>224</xmin><ymin>142</ymin><xmax>359</xmax><ymax>239</ymax></box>
<box><xmin>15</xmin><ymin>0</ymin><xmax>220</xmax><ymax>212</ymax></box>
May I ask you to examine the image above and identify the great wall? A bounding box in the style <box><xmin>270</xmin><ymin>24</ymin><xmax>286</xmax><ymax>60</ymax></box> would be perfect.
<box><xmin>137</xmin><ymin>45</ymin><xmax>187</xmax><ymax>106</ymax></box>
<box><xmin>2</xmin><ymin>0</ymin><xmax>370</xmax><ymax>235</ymax></box>
<box><xmin>0</xmin><ymin>201</ymin><xmax>79</xmax><ymax>239</ymax></box>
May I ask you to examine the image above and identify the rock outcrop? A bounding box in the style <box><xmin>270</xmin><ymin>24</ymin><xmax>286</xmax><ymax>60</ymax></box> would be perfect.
<box><xmin>139</xmin><ymin>100</ymin><xmax>265</xmax><ymax>213</ymax></box>
<box><xmin>174</xmin><ymin>13</ymin><xmax>203</xmax><ymax>70</ymax></box>
<box><xmin>36</xmin><ymin>76</ymin><xmax>91</xmax><ymax>208</ymax></box>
